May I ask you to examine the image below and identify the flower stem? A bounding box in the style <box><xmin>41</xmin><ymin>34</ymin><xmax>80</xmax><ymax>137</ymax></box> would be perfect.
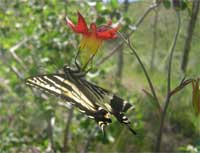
<box><xmin>155</xmin><ymin>11</ymin><xmax>181</xmax><ymax>152</ymax></box>
<box><xmin>118</xmin><ymin>32</ymin><xmax>161</xmax><ymax>113</ymax></box>
<box><xmin>97</xmin><ymin>2</ymin><xmax>160</xmax><ymax>66</ymax></box>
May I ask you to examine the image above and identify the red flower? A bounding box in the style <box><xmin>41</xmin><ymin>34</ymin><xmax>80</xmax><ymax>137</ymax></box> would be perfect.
<box><xmin>66</xmin><ymin>12</ymin><xmax>120</xmax><ymax>67</ymax></box>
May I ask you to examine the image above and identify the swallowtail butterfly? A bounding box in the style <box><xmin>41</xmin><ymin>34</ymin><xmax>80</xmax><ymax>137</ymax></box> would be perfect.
<box><xmin>25</xmin><ymin>66</ymin><xmax>136</xmax><ymax>135</ymax></box>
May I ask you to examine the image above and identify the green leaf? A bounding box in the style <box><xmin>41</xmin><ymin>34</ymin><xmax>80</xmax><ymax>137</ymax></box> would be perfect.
<box><xmin>163</xmin><ymin>0</ymin><xmax>171</xmax><ymax>9</ymax></box>
<box><xmin>180</xmin><ymin>0</ymin><xmax>188</xmax><ymax>10</ymax></box>
<box><xmin>110</xmin><ymin>0</ymin><xmax>118</xmax><ymax>9</ymax></box>
<box><xmin>171</xmin><ymin>0</ymin><xmax>188</xmax><ymax>11</ymax></box>
<box><xmin>96</xmin><ymin>2</ymin><xmax>103</xmax><ymax>12</ymax></box>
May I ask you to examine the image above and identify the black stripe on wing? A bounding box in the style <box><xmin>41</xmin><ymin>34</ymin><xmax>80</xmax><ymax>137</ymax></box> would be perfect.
<box><xmin>110</xmin><ymin>95</ymin><xmax>136</xmax><ymax>135</ymax></box>
<box><xmin>64</xmin><ymin>69</ymin><xmax>136</xmax><ymax>135</ymax></box>
<box><xmin>110</xmin><ymin>95</ymin><xmax>134</xmax><ymax>113</ymax></box>
<box><xmin>26</xmin><ymin>75</ymin><xmax>64</xmax><ymax>97</ymax></box>
<box><xmin>25</xmin><ymin>74</ymin><xmax>96</xmax><ymax>110</ymax></box>
<box><xmin>25</xmin><ymin>74</ymin><xmax>112</xmax><ymax>130</ymax></box>
<box><xmin>81</xmin><ymin>79</ymin><xmax>108</xmax><ymax>100</ymax></box>
<box><xmin>77</xmin><ymin>79</ymin><xmax>136</xmax><ymax>135</ymax></box>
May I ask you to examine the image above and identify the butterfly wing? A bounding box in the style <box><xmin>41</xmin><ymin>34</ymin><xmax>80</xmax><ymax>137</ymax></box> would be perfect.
<box><xmin>25</xmin><ymin>74</ymin><xmax>112</xmax><ymax>130</ymax></box>
<box><xmin>26</xmin><ymin>66</ymin><xmax>136</xmax><ymax>134</ymax></box>
<box><xmin>75</xmin><ymin>77</ymin><xmax>136</xmax><ymax>135</ymax></box>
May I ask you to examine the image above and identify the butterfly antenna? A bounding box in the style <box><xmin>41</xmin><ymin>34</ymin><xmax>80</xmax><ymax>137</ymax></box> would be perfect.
<box><xmin>126</xmin><ymin>124</ymin><xmax>136</xmax><ymax>135</ymax></box>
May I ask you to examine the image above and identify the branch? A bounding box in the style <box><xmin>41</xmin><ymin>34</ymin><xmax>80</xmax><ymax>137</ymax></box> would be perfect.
<box><xmin>118</xmin><ymin>32</ymin><xmax>161</xmax><ymax>113</ymax></box>
<box><xmin>0</xmin><ymin>50</ymin><xmax>25</xmax><ymax>80</ymax></box>
<box><xmin>10</xmin><ymin>65</ymin><xmax>24</xmax><ymax>80</ymax></box>
<box><xmin>82</xmin><ymin>126</ymin><xmax>99</xmax><ymax>153</ymax></box>
<box><xmin>97</xmin><ymin>1</ymin><xmax>160</xmax><ymax>66</ymax></box>
<box><xmin>63</xmin><ymin>106</ymin><xmax>74</xmax><ymax>152</ymax></box>
<box><xmin>7</xmin><ymin>31</ymin><xmax>44</xmax><ymax>71</ymax></box>
<box><xmin>150</xmin><ymin>8</ymin><xmax>159</xmax><ymax>70</ymax></box>
<box><xmin>46</xmin><ymin>116</ymin><xmax>56</xmax><ymax>152</ymax></box>
<box><xmin>128</xmin><ymin>2</ymin><xmax>160</xmax><ymax>36</ymax></box>
<box><xmin>155</xmin><ymin>11</ymin><xmax>181</xmax><ymax>152</ymax></box>
<box><xmin>181</xmin><ymin>0</ymin><xmax>200</xmax><ymax>72</ymax></box>
<box><xmin>8</xmin><ymin>37</ymin><xmax>30</xmax><ymax>71</ymax></box>
<box><xmin>170</xmin><ymin>78</ymin><xmax>193</xmax><ymax>96</ymax></box>
<box><xmin>96</xmin><ymin>42</ymin><xmax>123</xmax><ymax>66</ymax></box>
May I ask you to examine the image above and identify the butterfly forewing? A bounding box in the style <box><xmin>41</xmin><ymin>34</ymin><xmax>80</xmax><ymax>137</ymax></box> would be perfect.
<box><xmin>26</xmin><ymin>74</ymin><xmax>97</xmax><ymax>111</ymax></box>
<box><xmin>25</xmin><ymin>73</ymin><xmax>112</xmax><ymax>130</ymax></box>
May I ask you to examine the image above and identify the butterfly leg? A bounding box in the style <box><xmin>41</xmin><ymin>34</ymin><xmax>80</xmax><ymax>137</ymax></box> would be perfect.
<box><xmin>75</xmin><ymin>49</ymin><xmax>81</xmax><ymax>70</ymax></box>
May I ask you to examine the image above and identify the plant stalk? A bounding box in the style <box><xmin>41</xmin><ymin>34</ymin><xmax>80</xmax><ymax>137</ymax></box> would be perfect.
<box><xmin>119</xmin><ymin>32</ymin><xmax>161</xmax><ymax>113</ymax></box>
<box><xmin>155</xmin><ymin>11</ymin><xmax>181</xmax><ymax>152</ymax></box>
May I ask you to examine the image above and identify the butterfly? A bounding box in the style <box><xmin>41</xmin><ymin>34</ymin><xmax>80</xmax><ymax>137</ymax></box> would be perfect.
<box><xmin>25</xmin><ymin>66</ymin><xmax>136</xmax><ymax>135</ymax></box>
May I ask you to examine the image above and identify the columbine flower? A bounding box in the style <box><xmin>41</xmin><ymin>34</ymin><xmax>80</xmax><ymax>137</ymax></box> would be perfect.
<box><xmin>66</xmin><ymin>12</ymin><xmax>120</xmax><ymax>67</ymax></box>
<box><xmin>192</xmin><ymin>78</ymin><xmax>200</xmax><ymax>116</ymax></box>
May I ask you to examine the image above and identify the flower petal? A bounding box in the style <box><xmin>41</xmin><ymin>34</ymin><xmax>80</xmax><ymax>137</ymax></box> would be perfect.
<box><xmin>66</xmin><ymin>16</ymin><xmax>76</xmax><ymax>31</ymax></box>
<box><xmin>66</xmin><ymin>12</ymin><xmax>89</xmax><ymax>34</ymax></box>
<box><xmin>96</xmin><ymin>25</ymin><xmax>120</xmax><ymax>40</ymax></box>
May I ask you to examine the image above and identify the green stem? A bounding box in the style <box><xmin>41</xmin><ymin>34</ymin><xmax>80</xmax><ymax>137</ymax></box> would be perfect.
<box><xmin>155</xmin><ymin>11</ymin><xmax>181</xmax><ymax>152</ymax></box>
<box><xmin>119</xmin><ymin>32</ymin><xmax>161</xmax><ymax>112</ymax></box>
<box><xmin>96</xmin><ymin>2</ymin><xmax>160</xmax><ymax>67</ymax></box>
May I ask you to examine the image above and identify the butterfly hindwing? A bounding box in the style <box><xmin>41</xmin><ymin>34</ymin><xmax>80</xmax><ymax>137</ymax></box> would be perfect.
<box><xmin>68</xmin><ymin>75</ymin><xmax>136</xmax><ymax>134</ymax></box>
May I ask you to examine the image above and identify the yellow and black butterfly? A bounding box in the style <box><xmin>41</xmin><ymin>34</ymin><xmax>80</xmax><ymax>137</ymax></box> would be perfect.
<box><xmin>25</xmin><ymin>66</ymin><xmax>136</xmax><ymax>135</ymax></box>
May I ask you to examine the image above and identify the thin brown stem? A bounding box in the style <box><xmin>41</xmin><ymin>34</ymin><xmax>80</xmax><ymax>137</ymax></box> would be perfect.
<box><xmin>82</xmin><ymin>126</ymin><xmax>99</xmax><ymax>153</ymax></box>
<box><xmin>96</xmin><ymin>42</ymin><xmax>123</xmax><ymax>66</ymax></box>
<box><xmin>170</xmin><ymin>79</ymin><xmax>193</xmax><ymax>96</ymax></box>
<box><xmin>0</xmin><ymin>50</ymin><xmax>24</xmax><ymax>80</ymax></box>
<box><xmin>155</xmin><ymin>11</ymin><xmax>181</xmax><ymax>152</ymax></box>
<box><xmin>129</xmin><ymin>2</ymin><xmax>159</xmax><ymax>36</ymax></box>
<box><xmin>150</xmin><ymin>8</ymin><xmax>158</xmax><ymax>70</ymax></box>
<box><xmin>7</xmin><ymin>31</ymin><xmax>44</xmax><ymax>71</ymax></box>
<box><xmin>97</xmin><ymin>1</ymin><xmax>160</xmax><ymax>66</ymax></box>
<box><xmin>63</xmin><ymin>106</ymin><xmax>74</xmax><ymax>152</ymax></box>
<box><xmin>47</xmin><ymin>116</ymin><xmax>56</xmax><ymax>152</ymax></box>
<box><xmin>118</xmin><ymin>32</ymin><xmax>161</xmax><ymax>113</ymax></box>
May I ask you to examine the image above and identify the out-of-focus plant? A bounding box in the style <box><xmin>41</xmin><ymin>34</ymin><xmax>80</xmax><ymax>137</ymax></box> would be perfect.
<box><xmin>192</xmin><ymin>78</ymin><xmax>200</xmax><ymax>116</ymax></box>
<box><xmin>162</xmin><ymin>0</ymin><xmax>189</xmax><ymax>10</ymax></box>
<box><xmin>179</xmin><ymin>144</ymin><xmax>199</xmax><ymax>153</ymax></box>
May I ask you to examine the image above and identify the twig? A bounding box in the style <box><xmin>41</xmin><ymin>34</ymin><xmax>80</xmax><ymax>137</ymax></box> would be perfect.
<box><xmin>82</xmin><ymin>126</ymin><xmax>99</xmax><ymax>153</ymax></box>
<box><xmin>8</xmin><ymin>37</ymin><xmax>30</xmax><ymax>71</ymax></box>
<box><xmin>8</xmin><ymin>31</ymin><xmax>44</xmax><ymax>71</ymax></box>
<box><xmin>10</xmin><ymin>65</ymin><xmax>24</xmax><ymax>80</ymax></box>
<box><xmin>150</xmin><ymin>8</ymin><xmax>159</xmax><ymax>70</ymax></box>
<box><xmin>128</xmin><ymin>2</ymin><xmax>159</xmax><ymax>36</ymax></box>
<box><xmin>0</xmin><ymin>50</ymin><xmax>25</xmax><ymax>80</ymax></box>
<box><xmin>118</xmin><ymin>32</ymin><xmax>161</xmax><ymax>113</ymax></box>
<box><xmin>63</xmin><ymin>106</ymin><xmax>74</xmax><ymax>152</ymax></box>
<box><xmin>155</xmin><ymin>11</ymin><xmax>181</xmax><ymax>152</ymax></box>
<box><xmin>169</xmin><ymin>78</ymin><xmax>193</xmax><ymax>96</ymax></box>
<box><xmin>96</xmin><ymin>42</ymin><xmax>123</xmax><ymax>66</ymax></box>
<box><xmin>47</xmin><ymin>116</ymin><xmax>56</xmax><ymax>152</ymax></box>
<box><xmin>97</xmin><ymin>2</ymin><xmax>160</xmax><ymax>66</ymax></box>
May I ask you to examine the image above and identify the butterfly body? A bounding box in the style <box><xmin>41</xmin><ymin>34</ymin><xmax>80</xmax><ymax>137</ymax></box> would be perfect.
<box><xmin>26</xmin><ymin>66</ymin><xmax>136</xmax><ymax>134</ymax></box>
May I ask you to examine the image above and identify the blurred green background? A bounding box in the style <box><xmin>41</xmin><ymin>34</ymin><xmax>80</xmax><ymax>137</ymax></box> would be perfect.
<box><xmin>0</xmin><ymin>0</ymin><xmax>200</xmax><ymax>152</ymax></box>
